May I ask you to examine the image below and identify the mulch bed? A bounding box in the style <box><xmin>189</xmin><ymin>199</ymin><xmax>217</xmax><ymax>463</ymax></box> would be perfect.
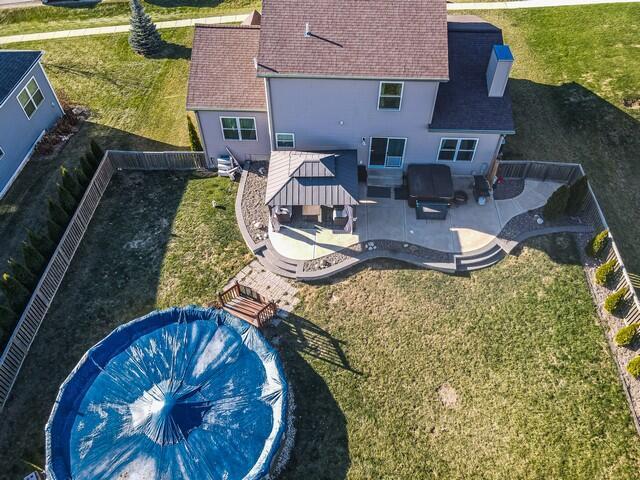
<box><xmin>493</xmin><ymin>178</ymin><xmax>525</xmax><ymax>200</ymax></box>
<box><xmin>576</xmin><ymin>233</ymin><xmax>640</xmax><ymax>434</ymax></box>
<box><xmin>499</xmin><ymin>207</ymin><xmax>587</xmax><ymax>242</ymax></box>
<box><xmin>241</xmin><ymin>161</ymin><xmax>271</xmax><ymax>244</ymax></box>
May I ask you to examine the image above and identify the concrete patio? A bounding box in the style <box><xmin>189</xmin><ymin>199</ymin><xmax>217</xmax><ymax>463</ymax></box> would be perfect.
<box><xmin>269</xmin><ymin>178</ymin><xmax>562</xmax><ymax>261</ymax></box>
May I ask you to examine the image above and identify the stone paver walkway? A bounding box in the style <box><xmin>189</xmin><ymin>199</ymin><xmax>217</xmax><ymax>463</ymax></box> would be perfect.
<box><xmin>226</xmin><ymin>260</ymin><xmax>300</xmax><ymax>317</ymax></box>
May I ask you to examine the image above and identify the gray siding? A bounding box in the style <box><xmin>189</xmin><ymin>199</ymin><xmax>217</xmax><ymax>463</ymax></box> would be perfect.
<box><xmin>267</xmin><ymin>77</ymin><xmax>501</xmax><ymax>175</ymax></box>
<box><xmin>196</xmin><ymin>110</ymin><xmax>270</xmax><ymax>165</ymax></box>
<box><xmin>0</xmin><ymin>62</ymin><xmax>62</xmax><ymax>197</ymax></box>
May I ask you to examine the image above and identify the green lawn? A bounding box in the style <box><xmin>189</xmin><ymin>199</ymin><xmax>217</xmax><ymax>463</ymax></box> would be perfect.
<box><xmin>477</xmin><ymin>5</ymin><xmax>640</xmax><ymax>274</ymax></box>
<box><xmin>0</xmin><ymin>28</ymin><xmax>194</xmax><ymax>305</ymax></box>
<box><xmin>281</xmin><ymin>237</ymin><xmax>640</xmax><ymax>478</ymax></box>
<box><xmin>0</xmin><ymin>171</ymin><xmax>251</xmax><ymax>477</ymax></box>
<box><xmin>0</xmin><ymin>0</ymin><xmax>259</xmax><ymax>36</ymax></box>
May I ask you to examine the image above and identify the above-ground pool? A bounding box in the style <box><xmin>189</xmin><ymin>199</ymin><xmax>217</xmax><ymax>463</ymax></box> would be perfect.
<box><xmin>45</xmin><ymin>306</ymin><xmax>288</xmax><ymax>480</ymax></box>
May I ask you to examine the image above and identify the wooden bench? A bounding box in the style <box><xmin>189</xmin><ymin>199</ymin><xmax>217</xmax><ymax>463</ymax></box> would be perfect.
<box><xmin>216</xmin><ymin>282</ymin><xmax>278</xmax><ymax>329</ymax></box>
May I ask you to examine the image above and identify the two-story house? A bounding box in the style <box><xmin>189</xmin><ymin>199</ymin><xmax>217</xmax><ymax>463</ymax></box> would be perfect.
<box><xmin>0</xmin><ymin>51</ymin><xmax>63</xmax><ymax>199</ymax></box>
<box><xmin>187</xmin><ymin>0</ymin><xmax>514</xmax><ymax>227</ymax></box>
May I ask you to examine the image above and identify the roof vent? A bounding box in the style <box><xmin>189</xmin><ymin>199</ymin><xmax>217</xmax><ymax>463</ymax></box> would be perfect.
<box><xmin>304</xmin><ymin>22</ymin><xmax>310</xmax><ymax>37</ymax></box>
<box><xmin>486</xmin><ymin>45</ymin><xmax>514</xmax><ymax>98</ymax></box>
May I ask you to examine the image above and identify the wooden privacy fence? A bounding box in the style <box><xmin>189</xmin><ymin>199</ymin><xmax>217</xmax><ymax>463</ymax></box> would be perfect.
<box><xmin>499</xmin><ymin>160</ymin><xmax>640</xmax><ymax>326</ymax></box>
<box><xmin>0</xmin><ymin>150</ymin><xmax>206</xmax><ymax>411</ymax></box>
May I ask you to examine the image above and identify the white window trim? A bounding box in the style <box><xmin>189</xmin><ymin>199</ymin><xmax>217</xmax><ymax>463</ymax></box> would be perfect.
<box><xmin>219</xmin><ymin>116</ymin><xmax>258</xmax><ymax>141</ymax></box>
<box><xmin>17</xmin><ymin>76</ymin><xmax>44</xmax><ymax>120</ymax></box>
<box><xmin>437</xmin><ymin>137</ymin><xmax>479</xmax><ymax>162</ymax></box>
<box><xmin>368</xmin><ymin>136</ymin><xmax>407</xmax><ymax>168</ymax></box>
<box><xmin>377</xmin><ymin>81</ymin><xmax>404</xmax><ymax>111</ymax></box>
<box><xmin>275</xmin><ymin>132</ymin><xmax>295</xmax><ymax>149</ymax></box>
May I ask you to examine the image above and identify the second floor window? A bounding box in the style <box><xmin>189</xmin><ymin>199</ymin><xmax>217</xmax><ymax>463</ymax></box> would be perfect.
<box><xmin>18</xmin><ymin>78</ymin><xmax>44</xmax><ymax>119</ymax></box>
<box><xmin>437</xmin><ymin>138</ymin><xmax>478</xmax><ymax>162</ymax></box>
<box><xmin>276</xmin><ymin>133</ymin><xmax>295</xmax><ymax>149</ymax></box>
<box><xmin>378</xmin><ymin>82</ymin><xmax>403</xmax><ymax>110</ymax></box>
<box><xmin>220</xmin><ymin>117</ymin><xmax>257</xmax><ymax>140</ymax></box>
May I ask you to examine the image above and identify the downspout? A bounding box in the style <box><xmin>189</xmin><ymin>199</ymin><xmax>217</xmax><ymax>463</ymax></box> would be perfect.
<box><xmin>487</xmin><ymin>134</ymin><xmax>505</xmax><ymax>183</ymax></box>
<box><xmin>264</xmin><ymin>77</ymin><xmax>275</xmax><ymax>152</ymax></box>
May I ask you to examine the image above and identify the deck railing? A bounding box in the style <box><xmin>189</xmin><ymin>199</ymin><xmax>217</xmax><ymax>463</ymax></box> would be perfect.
<box><xmin>499</xmin><ymin>160</ymin><xmax>640</xmax><ymax>326</ymax></box>
<box><xmin>0</xmin><ymin>150</ymin><xmax>206</xmax><ymax>411</ymax></box>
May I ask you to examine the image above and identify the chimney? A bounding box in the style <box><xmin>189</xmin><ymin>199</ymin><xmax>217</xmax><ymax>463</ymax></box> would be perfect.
<box><xmin>304</xmin><ymin>22</ymin><xmax>311</xmax><ymax>37</ymax></box>
<box><xmin>486</xmin><ymin>45</ymin><xmax>514</xmax><ymax>98</ymax></box>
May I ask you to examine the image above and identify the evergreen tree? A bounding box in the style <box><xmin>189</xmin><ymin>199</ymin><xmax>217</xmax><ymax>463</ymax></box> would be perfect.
<box><xmin>74</xmin><ymin>166</ymin><xmax>90</xmax><ymax>189</ymax></box>
<box><xmin>58</xmin><ymin>183</ymin><xmax>79</xmax><ymax>215</ymax></box>
<box><xmin>187</xmin><ymin>117</ymin><xmax>203</xmax><ymax>151</ymax></box>
<box><xmin>22</xmin><ymin>242</ymin><xmax>46</xmax><ymax>277</ymax></box>
<box><xmin>0</xmin><ymin>273</ymin><xmax>31</xmax><ymax>313</ymax></box>
<box><xmin>90</xmin><ymin>140</ymin><xmax>105</xmax><ymax>164</ymax></box>
<box><xmin>48</xmin><ymin>198</ymin><xmax>70</xmax><ymax>228</ymax></box>
<box><xmin>7</xmin><ymin>258</ymin><xmax>37</xmax><ymax>290</ymax></box>
<box><xmin>566</xmin><ymin>175</ymin><xmax>589</xmax><ymax>215</ymax></box>
<box><xmin>60</xmin><ymin>166</ymin><xmax>83</xmax><ymax>201</ymax></box>
<box><xmin>128</xmin><ymin>0</ymin><xmax>163</xmax><ymax>57</ymax></box>
<box><xmin>81</xmin><ymin>153</ymin><xmax>97</xmax><ymax>176</ymax></box>
<box><xmin>47</xmin><ymin>219</ymin><xmax>64</xmax><ymax>243</ymax></box>
<box><xmin>26</xmin><ymin>228</ymin><xmax>55</xmax><ymax>258</ymax></box>
<box><xmin>543</xmin><ymin>184</ymin><xmax>570</xmax><ymax>220</ymax></box>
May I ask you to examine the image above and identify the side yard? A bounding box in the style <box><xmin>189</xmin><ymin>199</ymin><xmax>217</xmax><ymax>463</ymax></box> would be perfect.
<box><xmin>0</xmin><ymin>0</ymin><xmax>258</xmax><ymax>36</ymax></box>
<box><xmin>0</xmin><ymin>171</ymin><xmax>250</xmax><ymax>477</ymax></box>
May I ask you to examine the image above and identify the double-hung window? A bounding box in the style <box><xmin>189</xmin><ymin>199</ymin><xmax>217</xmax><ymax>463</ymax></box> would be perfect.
<box><xmin>17</xmin><ymin>78</ymin><xmax>44</xmax><ymax>119</ymax></box>
<box><xmin>276</xmin><ymin>133</ymin><xmax>295</xmax><ymax>149</ymax></box>
<box><xmin>220</xmin><ymin>117</ymin><xmax>257</xmax><ymax>141</ymax></box>
<box><xmin>369</xmin><ymin>137</ymin><xmax>406</xmax><ymax>168</ymax></box>
<box><xmin>378</xmin><ymin>82</ymin><xmax>403</xmax><ymax>110</ymax></box>
<box><xmin>437</xmin><ymin>138</ymin><xmax>478</xmax><ymax>162</ymax></box>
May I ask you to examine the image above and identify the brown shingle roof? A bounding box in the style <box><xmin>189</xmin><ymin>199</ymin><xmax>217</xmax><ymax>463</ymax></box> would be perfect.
<box><xmin>187</xmin><ymin>25</ymin><xmax>266</xmax><ymax>111</ymax></box>
<box><xmin>257</xmin><ymin>0</ymin><xmax>449</xmax><ymax>80</ymax></box>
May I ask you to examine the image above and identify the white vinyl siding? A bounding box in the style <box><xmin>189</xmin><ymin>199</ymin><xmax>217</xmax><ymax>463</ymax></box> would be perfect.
<box><xmin>275</xmin><ymin>133</ymin><xmax>295</xmax><ymax>149</ymax></box>
<box><xmin>377</xmin><ymin>82</ymin><xmax>403</xmax><ymax>110</ymax></box>
<box><xmin>369</xmin><ymin>137</ymin><xmax>406</xmax><ymax>168</ymax></box>
<box><xmin>220</xmin><ymin>117</ymin><xmax>257</xmax><ymax>141</ymax></box>
<box><xmin>17</xmin><ymin>77</ymin><xmax>44</xmax><ymax>119</ymax></box>
<box><xmin>437</xmin><ymin>138</ymin><xmax>478</xmax><ymax>162</ymax></box>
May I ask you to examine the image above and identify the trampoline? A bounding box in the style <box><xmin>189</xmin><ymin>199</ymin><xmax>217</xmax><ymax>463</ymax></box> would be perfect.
<box><xmin>45</xmin><ymin>306</ymin><xmax>288</xmax><ymax>480</ymax></box>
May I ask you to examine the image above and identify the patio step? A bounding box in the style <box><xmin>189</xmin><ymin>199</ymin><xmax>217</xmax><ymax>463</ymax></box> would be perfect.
<box><xmin>455</xmin><ymin>244</ymin><xmax>506</xmax><ymax>272</ymax></box>
<box><xmin>255</xmin><ymin>243</ymin><xmax>299</xmax><ymax>279</ymax></box>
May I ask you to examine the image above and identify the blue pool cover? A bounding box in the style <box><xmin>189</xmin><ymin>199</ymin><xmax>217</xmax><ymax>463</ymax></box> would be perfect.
<box><xmin>45</xmin><ymin>306</ymin><xmax>288</xmax><ymax>480</ymax></box>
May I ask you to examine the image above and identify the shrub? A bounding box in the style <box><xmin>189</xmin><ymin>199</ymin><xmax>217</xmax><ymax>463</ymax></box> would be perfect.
<box><xmin>74</xmin><ymin>166</ymin><xmax>89</xmax><ymax>189</ymax></box>
<box><xmin>615</xmin><ymin>323</ymin><xmax>638</xmax><ymax>347</ymax></box>
<box><xmin>605</xmin><ymin>286</ymin><xmax>629</xmax><ymax>314</ymax></box>
<box><xmin>22</xmin><ymin>242</ymin><xmax>47</xmax><ymax>277</ymax></box>
<box><xmin>627</xmin><ymin>356</ymin><xmax>640</xmax><ymax>378</ymax></box>
<box><xmin>60</xmin><ymin>166</ymin><xmax>83</xmax><ymax>201</ymax></box>
<box><xmin>58</xmin><ymin>184</ymin><xmax>78</xmax><ymax>215</ymax></box>
<box><xmin>187</xmin><ymin>117</ymin><xmax>203</xmax><ymax>151</ymax></box>
<box><xmin>90</xmin><ymin>140</ymin><xmax>104</xmax><ymax>165</ymax></box>
<box><xmin>48</xmin><ymin>198</ymin><xmax>70</xmax><ymax>227</ymax></box>
<box><xmin>7</xmin><ymin>258</ymin><xmax>36</xmax><ymax>290</ymax></box>
<box><xmin>0</xmin><ymin>273</ymin><xmax>31</xmax><ymax>313</ymax></box>
<box><xmin>543</xmin><ymin>184</ymin><xmax>570</xmax><ymax>220</ymax></box>
<box><xmin>566</xmin><ymin>175</ymin><xmax>589</xmax><ymax>215</ymax></box>
<box><xmin>585</xmin><ymin>229</ymin><xmax>609</xmax><ymax>258</ymax></box>
<box><xmin>595</xmin><ymin>258</ymin><xmax>617</xmax><ymax>286</ymax></box>
<box><xmin>27</xmin><ymin>228</ymin><xmax>55</xmax><ymax>258</ymax></box>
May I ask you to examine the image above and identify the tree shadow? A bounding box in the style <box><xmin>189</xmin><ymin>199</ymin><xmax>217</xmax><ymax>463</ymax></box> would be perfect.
<box><xmin>144</xmin><ymin>0</ymin><xmax>229</xmax><ymax>7</ymax></box>
<box><xmin>267</xmin><ymin>314</ymin><xmax>351</xmax><ymax>479</ymax></box>
<box><xmin>152</xmin><ymin>41</ymin><xmax>192</xmax><ymax>60</ymax></box>
<box><xmin>504</xmin><ymin>79</ymin><xmax>640</xmax><ymax>274</ymax></box>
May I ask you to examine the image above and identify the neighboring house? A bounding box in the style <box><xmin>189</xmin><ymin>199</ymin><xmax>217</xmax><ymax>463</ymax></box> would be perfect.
<box><xmin>0</xmin><ymin>50</ymin><xmax>63</xmax><ymax>199</ymax></box>
<box><xmin>187</xmin><ymin>1</ymin><xmax>514</xmax><ymax>228</ymax></box>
